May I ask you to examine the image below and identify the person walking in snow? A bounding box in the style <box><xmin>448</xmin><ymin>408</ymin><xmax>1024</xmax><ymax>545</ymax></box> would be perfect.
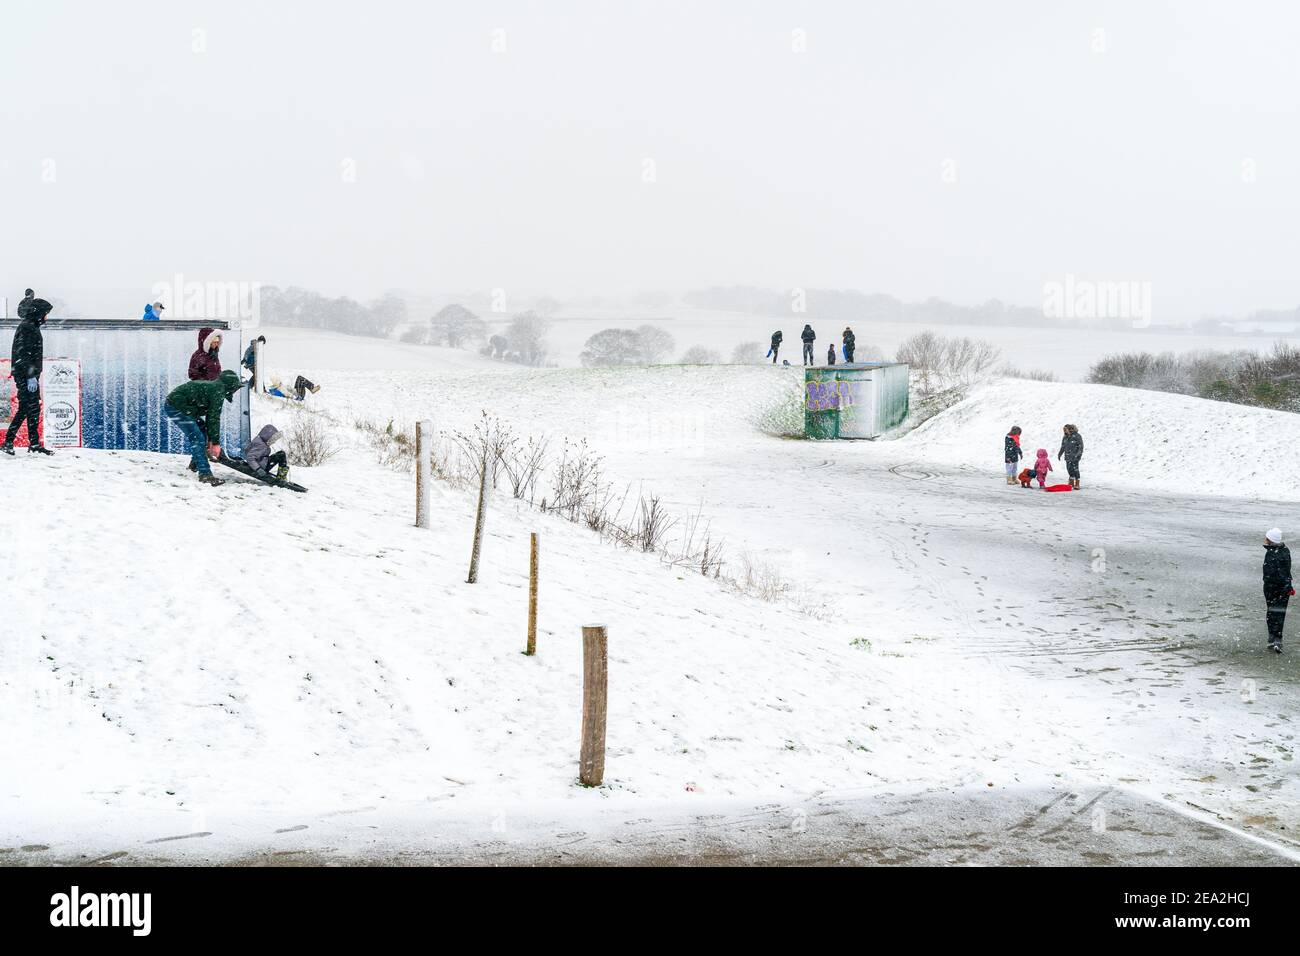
<box><xmin>801</xmin><ymin>324</ymin><xmax>816</xmax><ymax>366</ymax></box>
<box><xmin>141</xmin><ymin>301</ymin><xmax>164</xmax><ymax>321</ymax></box>
<box><xmin>244</xmin><ymin>423</ymin><xmax>289</xmax><ymax>481</ymax></box>
<box><xmin>827</xmin><ymin>343</ymin><xmax>837</xmax><ymax>366</ymax></box>
<box><xmin>767</xmin><ymin>330</ymin><xmax>783</xmax><ymax>364</ymax></box>
<box><xmin>163</xmin><ymin>370</ymin><xmax>242</xmax><ymax>486</ymax></box>
<box><xmin>1263</xmin><ymin>528</ymin><xmax>1293</xmax><ymax>654</ymax></box>
<box><xmin>1058</xmin><ymin>423</ymin><xmax>1083</xmax><ymax>490</ymax></box>
<box><xmin>1003</xmin><ymin>425</ymin><xmax>1023</xmax><ymax>485</ymax></box>
<box><xmin>3</xmin><ymin>297</ymin><xmax>54</xmax><ymax>456</ymax></box>
<box><xmin>188</xmin><ymin>327</ymin><xmax>224</xmax><ymax>381</ymax></box>
<box><xmin>842</xmin><ymin>327</ymin><xmax>856</xmax><ymax>363</ymax></box>
<box><xmin>1031</xmin><ymin>447</ymin><xmax>1053</xmax><ymax>489</ymax></box>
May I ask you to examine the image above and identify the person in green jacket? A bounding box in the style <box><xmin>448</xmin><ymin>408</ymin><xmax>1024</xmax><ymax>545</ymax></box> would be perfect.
<box><xmin>163</xmin><ymin>370</ymin><xmax>241</xmax><ymax>486</ymax></box>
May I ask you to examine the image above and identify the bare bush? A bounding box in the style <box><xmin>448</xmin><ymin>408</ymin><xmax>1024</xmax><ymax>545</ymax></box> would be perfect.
<box><xmin>897</xmin><ymin>331</ymin><xmax>1001</xmax><ymax>394</ymax></box>
<box><xmin>999</xmin><ymin>364</ymin><xmax>1058</xmax><ymax>382</ymax></box>
<box><xmin>545</xmin><ymin>438</ymin><xmax>605</xmax><ymax>523</ymax></box>
<box><xmin>283</xmin><ymin>410</ymin><xmax>339</xmax><ymax>466</ymax></box>
<box><xmin>498</xmin><ymin>434</ymin><xmax>550</xmax><ymax>503</ymax></box>
<box><xmin>731</xmin><ymin>341</ymin><xmax>762</xmax><ymax>364</ymax></box>
<box><xmin>452</xmin><ymin>412</ymin><xmax>517</xmax><ymax>489</ymax></box>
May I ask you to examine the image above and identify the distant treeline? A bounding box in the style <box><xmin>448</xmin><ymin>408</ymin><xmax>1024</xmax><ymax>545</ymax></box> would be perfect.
<box><xmin>680</xmin><ymin>286</ymin><xmax>1083</xmax><ymax>328</ymax></box>
<box><xmin>258</xmin><ymin>286</ymin><xmax>408</xmax><ymax>338</ymax></box>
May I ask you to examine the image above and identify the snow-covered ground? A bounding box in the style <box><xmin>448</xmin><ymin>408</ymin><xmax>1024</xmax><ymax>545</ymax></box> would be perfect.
<box><xmin>3</xmin><ymin>328</ymin><xmax>1298</xmax><ymax>863</ymax></box>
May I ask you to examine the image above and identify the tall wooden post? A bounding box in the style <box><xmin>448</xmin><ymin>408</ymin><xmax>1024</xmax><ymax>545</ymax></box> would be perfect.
<box><xmin>415</xmin><ymin>420</ymin><xmax>432</xmax><ymax>529</ymax></box>
<box><xmin>579</xmin><ymin>625</ymin><xmax>608</xmax><ymax>787</ymax></box>
<box><xmin>525</xmin><ymin>533</ymin><xmax>539</xmax><ymax>655</ymax></box>
<box><xmin>252</xmin><ymin>338</ymin><xmax>264</xmax><ymax>394</ymax></box>
<box><xmin>466</xmin><ymin>451</ymin><xmax>493</xmax><ymax>584</ymax></box>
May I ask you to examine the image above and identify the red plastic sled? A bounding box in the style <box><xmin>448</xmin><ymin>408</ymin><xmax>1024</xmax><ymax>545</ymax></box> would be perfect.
<box><xmin>1044</xmin><ymin>483</ymin><xmax>1073</xmax><ymax>492</ymax></box>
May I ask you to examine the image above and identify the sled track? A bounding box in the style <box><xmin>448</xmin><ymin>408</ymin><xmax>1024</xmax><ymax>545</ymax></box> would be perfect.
<box><xmin>889</xmin><ymin>464</ymin><xmax>939</xmax><ymax>481</ymax></box>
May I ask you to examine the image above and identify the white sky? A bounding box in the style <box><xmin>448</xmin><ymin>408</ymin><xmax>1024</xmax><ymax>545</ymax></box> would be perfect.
<box><xmin>2</xmin><ymin>0</ymin><xmax>1298</xmax><ymax>320</ymax></box>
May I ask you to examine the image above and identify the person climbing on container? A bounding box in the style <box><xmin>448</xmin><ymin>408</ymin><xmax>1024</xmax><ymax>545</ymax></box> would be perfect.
<box><xmin>188</xmin><ymin>327</ymin><xmax>224</xmax><ymax>381</ymax></box>
<box><xmin>767</xmin><ymin>330</ymin><xmax>783</xmax><ymax>364</ymax></box>
<box><xmin>826</xmin><ymin>343</ymin><xmax>837</xmax><ymax>366</ymax></box>
<box><xmin>842</xmin><ymin>327</ymin><xmax>856</xmax><ymax>363</ymax></box>
<box><xmin>241</xmin><ymin>334</ymin><xmax>265</xmax><ymax>386</ymax></box>
<box><xmin>1058</xmin><ymin>423</ymin><xmax>1083</xmax><ymax>490</ymax></box>
<box><xmin>1003</xmin><ymin>425</ymin><xmax>1023</xmax><ymax>485</ymax></box>
<box><xmin>3</xmin><ymin>297</ymin><xmax>54</xmax><ymax>456</ymax></box>
<box><xmin>162</xmin><ymin>370</ymin><xmax>242</xmax><ymax>486</ymax></box>
<box><xmin>801</xmin><ymin>324</ymin><xmax>816</xmax><ymax>365</ymax></box>
<box><xmin>141</xmin><ymin>301</ymin><xmax>165</xmax><ymax>321</ymax></box>
<box><xmin>1263</xmin><ymin>528</ymin><xmax>1293</xmax><ymax>654</ymax></box>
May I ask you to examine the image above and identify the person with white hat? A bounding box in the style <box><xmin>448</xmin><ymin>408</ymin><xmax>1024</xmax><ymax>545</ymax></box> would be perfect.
<box><xmin>1263</xmin><ymin>528</ymin><xmax>1293</xmax><ymax>654</ymax></box>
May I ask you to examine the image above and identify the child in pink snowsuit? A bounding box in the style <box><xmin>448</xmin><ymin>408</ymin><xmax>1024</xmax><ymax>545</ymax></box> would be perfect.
<box><xmin>1033</xmin><ymin>448</ymin><xmax>1053</xmax><ymax>488</ymax></box>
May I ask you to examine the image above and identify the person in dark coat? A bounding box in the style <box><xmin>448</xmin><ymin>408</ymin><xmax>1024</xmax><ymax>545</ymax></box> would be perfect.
<box><xmin>842</xmin><ymin>327</ymin><xmax>856</xmax><ymax>363</ymax></box>
<box><xmin>163</xmin><ymin>370</ymin><xmax>242</xmax><ymax>485</ymax></box>
<box><xmin>827</xmin><ymin>343</ymin><xmax>836</xmax><ymax>365</ymax></box>
<box><xmin>1263</xmin><ymin>528</ymin><xmax>1293</xmax><ymax>654</ymax></box>
<box><xmin>767</xmin><ymin>330</ymin><xmax>782</xmax><ymax>364</ymax></box>
<box><xmin>3</xmin><ymin>297</ymin><xmax>53</xmax><ymax>455</ymax></box>
<box><xmin>1058</xmin><ymin>423</ymin><xmax>1084</xmax><ymax>490</ymax></box>
<box><xmin>16</xmin><ymin>288</ymin><xmax>35</xmax><ymax>319</ymax></box>
<box><xmin>188</xmin><ymin>327</ymin><xmax>224</xmax><ymax>381</ymax></box>
<box><xmin>1003</xmin><ymin>425</ymin><xmax>1023</xmax><ymax>485</ymax></box>
<box><xmin>800</xmin><ymin>324</ymin><xmax>816</xmax><ymax>366</ymax></box>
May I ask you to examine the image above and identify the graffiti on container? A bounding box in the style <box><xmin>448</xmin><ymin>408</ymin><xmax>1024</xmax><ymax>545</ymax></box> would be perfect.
<box><xmin>805</xmin><ymin>379</ymin><xmax>862</xmax><ymax>412</ymax></box>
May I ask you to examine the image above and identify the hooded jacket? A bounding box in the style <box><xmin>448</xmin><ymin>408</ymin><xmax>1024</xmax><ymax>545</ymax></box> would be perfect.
<box><xmin>244</xmin><ymin>424</ymin><xmax>281</xmax><ymax>472</ymax></box>
<box><xmin>142</xmin><ymin>303</ymin><xmax>161</xmax><ymax>321</ymax></box>
<box><xmin>16</xmin><ymin>291</ymin><xmax>35</xmax><ymax>320</ymax></box>
<box><xmin>10</xmin><ymin>300</ymin><xmax>51</xmax><ymax>380</ymax></box>
<box><xmin>188</xmin><ymin>327</ymin><xmax>223</xmax><ymax>381</ymax></box>
<box><xmin>770</xmin><ymin>331</ymin><xmax>783</xmax><ymax>347</ymax></box>
<box><xmin>1264</xmin><ymin>542</ymin><xmax>1292</xmax><ymax>603</ymax></box>
<box><xmin>1059</xmin><ymin>430</ymin><xmax>1083</xmax><ymax>461</ymax></box>
<box><xmin>164</xmin><ymin>370</ymin><xmax>241</xmax><ymax>442</ymax></box>
<box><xmin>1033</xmin><ymin>448</ymin><xmax>1053</xmax><ymax>478</ymax></box>
<box><xmin>801</xmin><ymin>325</ymin><xmax>816</xmax><ymax>344</ymax></box>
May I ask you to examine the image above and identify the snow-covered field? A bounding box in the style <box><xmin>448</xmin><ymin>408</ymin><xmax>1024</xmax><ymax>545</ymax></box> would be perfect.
<box><xmin>3</xmin><ymin>326</ymin><xmax>1298</xmax><ymax>864</ymax></box>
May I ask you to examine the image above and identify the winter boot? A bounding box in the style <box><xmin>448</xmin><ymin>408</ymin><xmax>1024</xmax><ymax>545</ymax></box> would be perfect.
<box><xmin>187</xmin><ymin>460</ymin><xmax>198</xmax><ymax>472</ymax></box>
<box><xmin>1</xmin><ymin>443</ymin><xmax>13</xmax><ymax>456</ymax></box>
<box><xmin>1006</xmin><ymin>475</ymin><xmax>1016</xmax><ymax>486</ymax></box>
<box><xmin>27</xmin><ymin>444</ymin><xmax>53</xmax><ymax>456</ymax></box>
<box><xmin>310</xmin><ymin>384</ymin><xmax>321</xmax><ymax>393</ymax></box>
<box><xmin>198</xmin><ymin>473</ymin><xmax>225</xmax><ymax>487</ymax></box>
<box><xmin>274</xmin><ymin>463</ymin><xmax>290</xmax><ymax>481</ymax></box>
<box><xmin>1073</xmin><ymin>478</ymin><xmax>1080</xmax><ymax>490</ymax></box>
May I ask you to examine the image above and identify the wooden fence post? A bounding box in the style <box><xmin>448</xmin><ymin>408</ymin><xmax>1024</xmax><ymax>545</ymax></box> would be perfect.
<box><xmin>466</xmin><ymin>451</ymin><xmax>493</xmax><ymax>583</ymax></box>
<box><xmin>415</xmin><ymin>420</ymin><xmax>432</xmax><ymax>529</ymax></box>
<box><xmin>579</xmin><ymin>625</ymin><xmax>608</xmax><ymax>787</ymax></box>
<box><xmin>525</xmin><ymin>533</ymin><xmax>539</xmax><ymax>655</ymax></box>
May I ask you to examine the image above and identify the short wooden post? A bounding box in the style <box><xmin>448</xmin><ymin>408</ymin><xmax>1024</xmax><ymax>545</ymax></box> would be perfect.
<box><xmin>466</xmin><ymin>451</ymin><xmax>493</xmax><ymax>584</ymax></box>
<box><xmin>415</xmin><ymin>420</ymin><xmax>432</xmax><ymax>529</ymax></box>
<box><xmin>579</xmin><ymin>625</ymin><xmax>608</xmax><ymax>787</ymax></box>
<box><xmin>525</xmin><ymin>533</ymin><xmax>539</xmax><ymax>655</ymax></box>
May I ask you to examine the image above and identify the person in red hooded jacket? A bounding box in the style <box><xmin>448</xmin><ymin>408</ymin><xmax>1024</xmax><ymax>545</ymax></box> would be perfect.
<box><xmin>188</xmin><ymin>327</ymin><xmax>223</xmax><ymax>381</ymax></box>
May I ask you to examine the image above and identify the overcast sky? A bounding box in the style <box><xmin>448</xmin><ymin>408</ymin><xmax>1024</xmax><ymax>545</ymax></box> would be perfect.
<box><xmin>2</xmin><ymin>0</ymin><xmax>1297</xmax><ymax>320</ymax></box>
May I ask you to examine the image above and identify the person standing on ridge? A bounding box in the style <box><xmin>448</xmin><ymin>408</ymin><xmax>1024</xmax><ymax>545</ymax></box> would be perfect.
<box><xmin>142</xmin><ymin>301</ymin><xmax>165</xmax><ymax>321</ymax></box>
<box><xmin>827</xmin><ymin>343</ymin><xmax>836</xmax><ymax>365</ymax></box>
<box><xmin>842</xmin><ymin>327</ymin><xmax>856</xmax><ymax>363</ymax></box>
<box><xmin>801</xmin><ymin>324</ymin><xmax>816</xmax><ymax>366</ymax></box>
<box><xmin>1263</xmin><ymin>528</ymin><xmax>1293</xmax><ymax>654</ymax></box>
<box><xmin>767</xmin><ymin>330</ymin><xmax>782</xmax><ymax>364</ymax></box>
<box><xmin>3</xmin><ymin>297</ymin><xmax>54</xmax><ymax>455</ymax></box>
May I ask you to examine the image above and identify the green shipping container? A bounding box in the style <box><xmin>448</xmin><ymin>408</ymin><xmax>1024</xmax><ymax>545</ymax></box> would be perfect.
<box><xmin>804</xmin><ymin>362</ymin><xmax>910</xmax><ymax>439</ymax></box>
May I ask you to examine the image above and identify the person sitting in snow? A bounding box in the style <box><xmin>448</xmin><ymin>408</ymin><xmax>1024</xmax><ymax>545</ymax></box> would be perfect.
<box><xmin>268</xmin><ymin>374</ymin><xmax>320</xmax><ymax>402</ymax></box>
<box><xmin>1003</xmin><ymin>425</ymin><xmax>1023</xmax><ymax>485</ymax></box>
<box><xmin>188</xmin><ymin>327</ymin><xmax>223</xmax><ymax>381</ymax></box>
<box><xmin>244</xmin><ymin>423</ymin><xmax>289</xmax><ymax>481</ymax></box>
<box><xmin>163</xmin><ymin>370</ymin><xmax>242</xmax><ymax>487</ymax></box>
